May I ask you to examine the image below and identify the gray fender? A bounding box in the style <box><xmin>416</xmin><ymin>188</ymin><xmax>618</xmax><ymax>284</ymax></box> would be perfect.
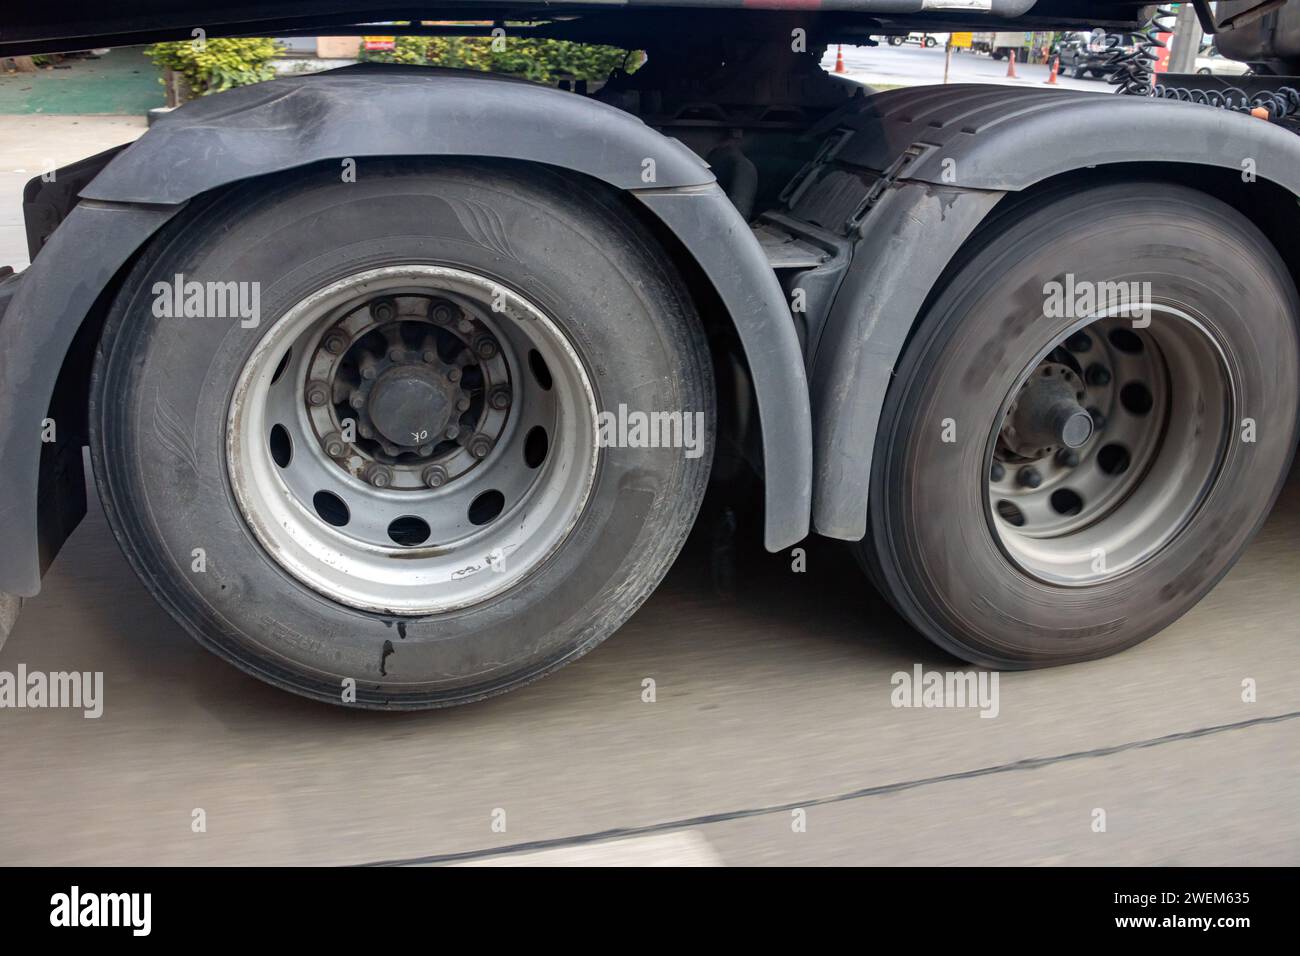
<box><xmin>0</xmin><ymin>66</ymin><xmax>810</xmax><ymax>596</ymax></box>
<box><xmin>807</xmin><ymin>84</ymin><xmax>1300</xmax><ymax>540</ymax></box>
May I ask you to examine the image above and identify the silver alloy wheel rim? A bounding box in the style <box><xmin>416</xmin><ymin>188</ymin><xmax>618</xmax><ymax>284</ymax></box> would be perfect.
<box><xmin>985</xmin><ymin>304</ymin><xmax>1233</xmax><ymax>586</ymax></box>
<box><xmin>227</xmin><ymin>265</ymin><xmax>599</xmax><ymax>615</ymax></box>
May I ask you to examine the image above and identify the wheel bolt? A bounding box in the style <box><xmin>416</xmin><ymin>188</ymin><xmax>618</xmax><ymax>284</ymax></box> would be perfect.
<box><xmin>422</xmin><ymin>465</ymin><xmax>449</xmax><ymax>488</ymax></box>
<box><xmin>323</xmin><ymin>331</ymin><xmax>348</xmax><ymax>355</ymax></box>
<box><xmin>1066</xmin><ymin>332</ymin><xmax>1092</xmax><ymax>352</ymax></box>
<box><xmin>469</xmin><ymin>435</ymin><xmax>493</xmax><ymax>459</ymax></box>
<box><xmin>445</xmin><ymin>425</ymin><xmax>460</xmax><ymax>440</ymax></box>
<box><xmin>306</xmin><ymin>382</ymin><xmax>330</xmax><ymax>407</ymax></box>
<box><xmin>990</xmin><ymin>461</ymin><xmax>1005</xmax><ymax>482</ymax></box>
<box><xmin>323</xmin><ymin>433</ymin><xmax>347</xmax><ymax>459</ymax></box>
<box><xmin>422</xmin><ymin>349</ymin><xmax>437</xmax><ymax>363</ymax></box>
<box><xmin>1017</xmin><ymin>466</ymin><xmax>1042</xmax><ymax>488</ymax></box>
<box><xmin>417</xmin><ymin>443</ymin><xmax>434</xmax><ymax>457</ymax></box>
<box><xmin>362</xmin><ymin>463</ymin><xmax>393</xmax><ymax>488</ymax></box>
<box><xmin>1056</xmin><ymin>448</ymin><xmax>1080</xmax><ymax>468</ymax></box>
<box><xmin>489</xmin><ymin>387</ymin><xmax>511</xmax><ymax>411</ymax></box>
<box><xmin>388</xmin><ymin>348</ymin><xmax>405</xmax><ymax>362</ymax></box>
<box><xmin>457</xmin><ymin>318</ymin><xmax>474</xmax><ymax>334</ymax></box>
<box><xmin>456</xmin><ymin>396</ymin><xmax>471</xmax><ymax>412</ymax></box>
<box><xmin>359</xmin><ymin>424</ymin><xmax>373</xmax><ymax>439</ymax></box>
<box><xmin>1087</xmin><ymin>406</ymin><xmax>1107</xmax><ymax>430</ymax></box>
<box><xmin>447</xmin><ymin>368</ymin><xmax>462</xmax><ymax>384</ymax></box>
<box><xmin>431</xmin><ymin>303</ymin><xmax>454</xmax><ymax>325</ymax></box>
<box><xmin>1085</xmin><ymin>363</ymin><xmax>1111</xmax><ymax>386</ymax></box>
<box><xmin>371</xmin><ymin>300</ymin><xmax>396</xmax><ymax>323</ymax></box>
<box><xmin>475</xmin><ymin>337</ymin><xmax>499</xmax><ymax>360</ymax></box>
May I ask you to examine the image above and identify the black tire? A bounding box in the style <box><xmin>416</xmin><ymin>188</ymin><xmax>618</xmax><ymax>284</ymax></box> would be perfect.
<box><xmin>1071</xmin><ymin>61</ymin><xmax>1087</xmax><ymax>78</ymax></box>
<box><xmin>859</xmin><ymin>182</ymin><xmax>1299</xmax><ymax>669</ymax></box>
<box><xmin>90</xmin><ymin>161</ymin><xmax>714</xmax><ymax>708</ymax></box>
<box><xmin>889</xmin><ymin>37</ymin><xmax>904</xmax><ymax>47</ymax></box>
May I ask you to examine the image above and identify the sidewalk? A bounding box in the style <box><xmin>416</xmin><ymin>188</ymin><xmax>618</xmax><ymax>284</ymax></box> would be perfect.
<box><xmin>0</xmin><ymin>48</ymin><xmax>163</xmax><ymax>115</ymax></box>
<box><xmin>0</xmin><ymin>115</ymin><xmax>146</xmax><ymax>268</ymax></box>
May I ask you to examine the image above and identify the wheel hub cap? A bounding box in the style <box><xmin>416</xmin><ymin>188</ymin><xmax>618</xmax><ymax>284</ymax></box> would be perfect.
<box><xmin>367</xmin><ymin>363</ymin><xmax>457</xmax><ymax>449</ymax></box>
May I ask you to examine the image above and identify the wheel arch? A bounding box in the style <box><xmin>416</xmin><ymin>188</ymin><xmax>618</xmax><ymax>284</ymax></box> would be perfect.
<box><xmin>805</xmin><ymin>85</ymin><xmax>1300</xmax><ymax>541</ymax></box>
<box><xmin>0</xmin><ymin>69</ymin><xmax>811</xmax><ymax>597</ymax></box>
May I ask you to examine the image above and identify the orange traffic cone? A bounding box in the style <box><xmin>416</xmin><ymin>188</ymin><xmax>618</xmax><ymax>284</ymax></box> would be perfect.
<box><xmin>834</xmin><ymin>44</ymin><xmax>845</xmax><ymax>74</ymax></box>
<box><xmin>1006</xmin><ymin>49</ymin><xmax>1019</xmax><ymax>79</ymax></box>
<box><xmin>1045</xmin><ymin>56</ymin><xmax>1058</xmax><ymax>85</ymax></box>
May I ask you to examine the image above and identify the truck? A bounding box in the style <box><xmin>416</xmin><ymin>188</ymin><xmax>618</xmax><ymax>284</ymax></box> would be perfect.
<box><xmin>971</xmin><ymin>30</ymin><xmax>1051</xmax><ymax>62</ymax></box>
<box><xmin>1</xmin><ymin>1</ymin><xmax>1299</xmax><ymax>709</ymax></box>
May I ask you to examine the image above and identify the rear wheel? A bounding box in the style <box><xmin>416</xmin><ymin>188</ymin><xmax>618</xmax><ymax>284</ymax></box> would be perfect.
<box><xmin>860</xmin><ymin>182</ymin><xmax>1299</xmax><ymax>668</ymax></box>
<box><xmin>91</xmin><ymin>162</ymin><xmax>714</xmax><ymax>707</ymax></box>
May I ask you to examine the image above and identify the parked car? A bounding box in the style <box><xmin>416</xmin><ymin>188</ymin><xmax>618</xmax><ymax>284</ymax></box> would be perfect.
<box><xmin>1196</xmin><ymin>46</ymin><xmax>1251</xmax><ymax>75</ymax></box>
<box><xmin>1057</xmin><ymin>30</ymin><xmax>1136</xmax><ymax>78</ymax></box>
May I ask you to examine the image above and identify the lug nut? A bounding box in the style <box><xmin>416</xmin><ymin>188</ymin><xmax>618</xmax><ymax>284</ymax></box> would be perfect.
<box><xmin>1087</xmin><ymin>406</ymin><xmax>1106</xmax><ymax>430</ymax></box>
<box><xmin>388</xmin><ymin>348</ymin><xmax>405</xmax><ymax>362</ymax></box>
<box><xmin>417</xmin><ymin>443</ymin><xmax>434</xmax><ymax>457</ymax></box>
<box><xmin>323</xmin><ymin>331</ymin><xmax>348</xmax><ymax>355</ymax></box>
<box><xmin>359</xmin><ymin>424</ymin><xmax>374</xmax><ymax>439</ymax></box>
<box><xmin>1065</xmin><ymin>331</ymin><xmax>1092</xmax><ymax>352</ymax></box>
<box><xmin>361</xmin><ymin>463</ymin><xmax>394</xmax><ymax>488</ymax></box>
<box><xmin>1085</xmin><ymin>363</ymin><xmax>1111</xmax><ymax>386</ymax></box>
<box><xmin>306</xmin><ymin>381</ymin><xmax>330</xmax><ymax>407</ymax></box>
<box><xmin>445</xmin><ymin>425</ymin><xmax>460</xmax><ymax>440</ymax></box>
<box><xmin>323</xmin><ymin>432</ymin><xmax>347</xmax><ymax>459</ymax></box>
<box><xmin>489</xmin><ymin>387</ymin><xmax>511</xmax><ymax>411</ymax></box>
<box><xmin>422</xmin><ymin>349</ymin><xmax>438</xmax><ymax>364</ymax></box>
<box><xmin>422</xmin><ymin>465</ymin><xmax>449</xmax><ymax>488</ymax></box>
<box><xmin>990</xmin><ymin>461</ymin><xmax>1005</xmax><ymax>482</ymax></box>
<box><xmin>456</xmin><ymin>396</ymin><xmax>471</xmax><ymax>412</ymax></box>
<box><xmin>1056</xmin><ymin>448</ymin><xmax>1080</xmax><ymax>468</ymax></box>
<box><xmin>1017</xmin><ymin>466</ymin><xmax>1042</xmax><ymax>489</ymax></box>
<box><xmin>447</xmin><ymin>368</ymin><xmax>462</xmax><ymax>384</ymax></box>
<box><xmin>430</xmin><ymin>303</ymin><xmax>454</xmax><ymax>325</ymax></box>
<box><xmin>469</xmin><ymin>435</ymin><xmax>493</xmax><ymax>460</ymax></box>
<box><xmin>371</xmin><ymin>299</ymin><xmax>396</xmax><ymax>323</ymax></box>
<box><xmin>457</xmin><ymin>318</ymin><xmax>474</xmax><ymax>334</ymax></box>
<box><xmin>475</xmin><ymin>337</ymin><xmax>499</xmax><ymax>360</ymax></box>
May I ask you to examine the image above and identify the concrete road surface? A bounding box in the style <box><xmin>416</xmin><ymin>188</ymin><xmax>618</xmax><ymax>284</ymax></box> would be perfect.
<box><xmin>1</xmin><ymin>455</ymin><xmax>1297</xmax><ymax>866</ymax></box>
<box><xmin>1</xmin><ymin>103</ymin><xmax>1297</xmax><ymax>867</ymax></box>
<box><xmin>822</xmin><ymin>43</ymin><xmax>1101</xmax><ymax>92</ymax></box>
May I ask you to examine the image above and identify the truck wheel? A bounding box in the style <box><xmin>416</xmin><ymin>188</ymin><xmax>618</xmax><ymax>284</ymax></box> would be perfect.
<box><xmin>90</xmin><ymin>162</ymin><xmax>713</xmax><ymax>707</ymax></box>
<box><xmin>860</xmin><ymin>182</ymin><xmax>1299</xmax><ymax>668</ymax></box>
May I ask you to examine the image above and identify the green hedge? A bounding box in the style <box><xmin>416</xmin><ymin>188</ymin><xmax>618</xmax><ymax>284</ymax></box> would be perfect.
<box><xmin>361</xmin><ymin>35</ymin><xmax>639</xmax><ymax>83</ymax></box>
<box><xmin>144</xmin><ymin>38</ymin><xmax>282</xmax><ymax>98</ymax></box>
